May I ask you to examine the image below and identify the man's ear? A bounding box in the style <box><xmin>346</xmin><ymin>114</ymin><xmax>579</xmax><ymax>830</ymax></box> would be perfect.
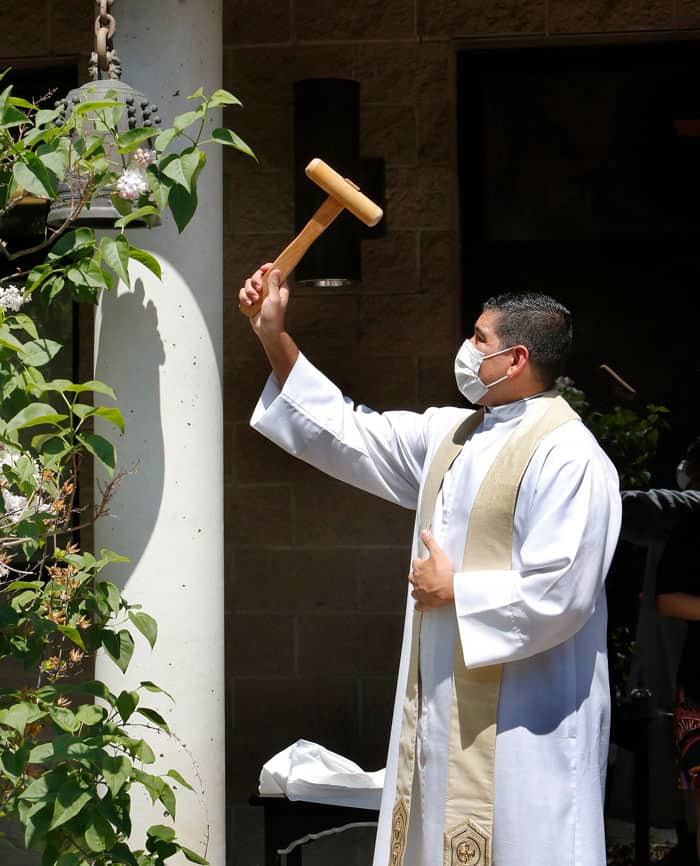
<box><xmin>508</xmin><ymin>345</ymin><xmax>529</xmax><ymax>376</ymax></box>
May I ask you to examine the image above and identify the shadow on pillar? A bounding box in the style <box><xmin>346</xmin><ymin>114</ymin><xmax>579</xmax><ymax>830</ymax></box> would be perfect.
<box><xmin>93</xmin><ymin>277</ymin><xmax>165</xmax><ymax>580</ymax></box>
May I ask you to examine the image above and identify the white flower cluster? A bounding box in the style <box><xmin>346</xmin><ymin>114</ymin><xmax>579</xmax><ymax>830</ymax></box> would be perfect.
<box><xmin>1</xmin><ymin>447</ymin><xmax>31</xmax><ymax>519</ymax></box>
<box><xmin>0</xmin><ymin>445</ymin><xmax>49</xmax><ymax>524</ymax></box>
<box><xmin>0</xmin><ymin>283</ymin><xmax>30</xmax><ymax>313</ymax></box>
<box><xmin>116</xmin><ymin>168</ymin><xmax>149</xmax><ymax>201</ymax></box>
<box><xmin>132</xmin><ymin>147</ymin><xmax>156</xmax><ymax>168</ymax></box>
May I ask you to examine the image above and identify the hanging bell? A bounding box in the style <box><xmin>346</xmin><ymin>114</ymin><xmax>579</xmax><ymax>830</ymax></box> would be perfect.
<box><xmin>47</xmin><ymin>79</ymin><xmax>162</xmax><ymax>229</ymax></box>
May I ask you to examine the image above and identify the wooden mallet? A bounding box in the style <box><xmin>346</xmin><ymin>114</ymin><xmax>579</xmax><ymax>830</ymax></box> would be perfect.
<box><xmin>238</xmin><ymin>157</ymin><xmax>383</xmax><ymax>318</ymax></box>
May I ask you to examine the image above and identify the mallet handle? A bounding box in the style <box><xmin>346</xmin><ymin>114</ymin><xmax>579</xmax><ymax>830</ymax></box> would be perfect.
<box><xmin>238</xmin><ymin>196</ymin><xmax>344</xmax><ymax>318</ymax></box>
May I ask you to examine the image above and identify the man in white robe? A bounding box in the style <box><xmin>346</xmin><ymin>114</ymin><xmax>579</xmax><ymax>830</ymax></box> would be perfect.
<box><xmin>239</xmin><ymin>266</ymin><xmax>622</xmax><ymax>866</ymax></box>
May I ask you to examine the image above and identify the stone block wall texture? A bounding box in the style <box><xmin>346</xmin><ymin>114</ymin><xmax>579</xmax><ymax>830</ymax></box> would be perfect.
<box><xmin>222</xmin><ymin>1</ymin><xmax>696</xmax><ymax>863</ymax></box>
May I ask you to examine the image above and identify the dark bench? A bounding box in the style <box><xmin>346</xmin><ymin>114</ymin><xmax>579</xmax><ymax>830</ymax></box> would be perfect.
<box><xmin>249</xmin><ymin>795</ymin><xmax>380</xmax><ymax>865</ymax></box>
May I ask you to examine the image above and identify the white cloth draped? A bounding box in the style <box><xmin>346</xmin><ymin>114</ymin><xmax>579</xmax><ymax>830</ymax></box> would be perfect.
<box><xmin>259</xmin><ymin>739</ymin><xmax>384</xmax><ymax>809</ymax></box>
<box><xmin>251</xmin><ymin>353</ymin><xmax>622</xmax><ymax>866</ymax></box>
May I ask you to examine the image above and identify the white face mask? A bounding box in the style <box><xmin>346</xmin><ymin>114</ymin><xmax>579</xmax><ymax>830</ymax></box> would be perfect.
<box><xmin>676</xmin><ymin>460</ymin><xmax>691</xmax><ymax>491</ymax></box>
<box><xmin>454</xmin><ymin>339</ymin><xmax>513</xmax><ymax>404</ymax></box>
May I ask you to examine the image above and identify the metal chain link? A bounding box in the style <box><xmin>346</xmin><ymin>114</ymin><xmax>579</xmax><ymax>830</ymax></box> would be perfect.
<box><xmin>91</xmin><ymin>0</ymin><xmax>121</xmax><ymax>80</ymax></box>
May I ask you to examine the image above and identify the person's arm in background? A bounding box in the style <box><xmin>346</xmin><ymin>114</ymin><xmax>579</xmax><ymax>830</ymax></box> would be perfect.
<box><xmin>620</xmin><ymin>488</ymin><xmax>700</xmax><ymax>547</ymax></box>
<box><xmin>656</xmin><ymin>515</ymin><xmax>700</xmax><ymax>620</ymax></box>
<box><xmin>657</xmin><ymin>594</ymin><xmax>700</xmax><ymax>620</ymax></box>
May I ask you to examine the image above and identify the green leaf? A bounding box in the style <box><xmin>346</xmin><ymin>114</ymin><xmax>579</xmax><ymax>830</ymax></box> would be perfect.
<box><xmin>0</xmin><ymin>324</ymin><xmax>25</xmax><ymax>351</ymax></box>
<box><xmin>102</xmin><ymin>628</ymin><xmax>134</xmax><ymax>674</ymax></box>
<box><xmin>210</xmin><ymin>127</ymin><xmax>256</xmax><ymax>160</ymax></box>
<box><xmin>10</xmin><ymin>313</ymin><xmax>39</xmax><ymax>339</ymax></box>
<box><xmin>133</xmin><ymin>738</ymin><xmax>156</xmax><ymax>764</ymax></box>
<box><xmin>66</xmin><ymin>258</ymin><xmax>110</xmax><ymax>291</ymax></box>
<box><xmin>146</xmin><ymin>166</ymin><xmax>171</xmax><ymax>209</ymax></box>
<box><xmin>101</xmin><ymin>753</ymin><xmax>132</xmax><ymax>798</ymax></box>
<box><xmin>34</xmin><ymin>440</ymin><xmax>69</xmax><ymax>471</ymax></box>
<box><xmin>181</xmin><ymin>846</ymin><xmax>209</xmax><ymax>864</ymax></box>
<box><xmin>23</xmin><ymin>802</ymin><xmax>51</xmax><ymax>850</ymax></box>
<box><xmin>113</xmin><ymin>205</ymin><xmax>159</xmax><ymax>230</ymax></box>
<box><xmin>140</xmin><ymin>680</ymin><xmax>174</xmax><ymax>701</ymax></box>
<box><xmin>37</xmin><ymin>139</ymin><xmax>70</xmax><ymax>180</ymax></box>
<box><xmin>85</xmin><ymin>810</ymin><xmax>116</xmax><ymax>852</ymax></box>
<box><xmin>12</xmin><ymin>153</ymin><xmax>58</xmax><ymax>199</ymax></box>
<box><xmin>74</xmin><ymin>133</ymin><xmax>105</xmax><ymax>160</ymax></box>
<box><xmin>166</xmin><ymin>768</ymin><xmax>194</xmax><ymax>791</ymax></box>
<box><xmin>168</xmin><ymin>181</ymin><xmax>198</xmax><ymax>233</ymax></box>
<box><xmin>100</xmin><ymin>234</ymin><xmax>131</xmax><ymax>285</ymax></box>
<box><xmin>8</xmin><ymin>95</ymin><xmax>35</xmax><ymax>110</ymax></box>
<box><xmin>26</xmin><ymin>741</ymin><xmax>53</xmax><ymax>763</ymax></box>
<box><xmin>117</xmin><ymin>127</ymin><xmax>155</xmax><ymax>153</ymax></box>
<box><xmin>73</xmin><ymin>99</ymin><xmax>122</xmax><ymax>115</ymax></box>
<box><xmin>173</xmin><ymin>109</ymin><xmax>202</xmax><ymax>133</ymax></box>
<box><xmin>0</xmin><ymin>747</ymin><xmax>28</xmax><ymax>780</ymax></box>
<box><xmin>74</xmin><ymin>680</ymin><xmax>115</xmax><ymax>704</ymax></box>
<box><xmin>97</xmin><ymin>548</ymin><xmax>129</xmax><ymax>565</ymax></box>
<box><xmin>147</xmin><ymin>824</ymin><xmax>176</xmax><ymax>842</ymax></box>
<box><xmin>108</xmin><ymin>844</ymin><xmax>139</xmax><ymax>866</ymax></box>
<box><xmin>128</xmin><ymin>245</ymin><xmax>162</xmax><ymax>279</ymax></box>
<box><xmin>187</xmin><ymin>87</ymin><xmax>204</xmax><ymax>100</ymax></box>
<box><xmin>19</xmin><ymin>338</ymin><xmax>62</xmax><ymax>367</ymax></box>
<box><xmin>116</xmin><ymin>689</ymin><xmax>140</xmax><ymax>723</ymax></box>
<box><xmin>65</xmin><ymin>379</ymin><xmax>116</xmax><ymax>398</ymax></box>
<box><xmin>210</xmin><ymin>89</ymin><xmax>243</xmax><ymax>107</ymax></box>
<box><xmin>76</xmin><ymin>432</ymin><xmax>116</xmax><ymax>472</ymax></box>
<box><xmin>19</xmin><ymin>769</ymin><xmax>66</xmax><ymax>800</ymax></box>
<box><xmin>133</xmin><ymin>768</ymin><xmax>163</xmax><ymax>802</ymax></box>
<box><xmin>48</xmin><ymin>228</ymin><xmax>95</xmax><ymax>261</ymax></box>
<box><xmin>138</xmin><ymin>707</ymin><xmax>170</xmax><ymax>734</ymax></box>
<box><xmin>45</xmin><ymin>275</ymin><xmax>66</xmax><ymax>303</ymax></box>
<box><xmin>56</xmin><ymin>855</ymin><xmax>81</xmax><ymax>866</ymax></box>
<box><xmin>48</xmin><ymin>704</ymin><xmax>79</xmax><ymax>733</ymax></box>
<box><xmin>49</xmin><ymin>779</ymin><xmax>92</xmax><ymax>830</ymax></box>
<box><xmin>91</xmin><ymin>405</ymin><xmax>125</xmax><ymax>433</ymax></box>
<box><xmin>154</xmin><ymin>126</ymin><xmax>178</xmax><ymax>153</ymax></box>
<box><xmin>129</xmin><ymin>611</ymin><xmax>157</xmax><ymax>649</ymax></box>
<box><xmin>161</xmin><ymin>149</ymin><xmax>201</xmax><ymax>192</ymax></box>
<box><xmin>0</xmin><ymin>702</ymin><xmax>30</xmax><ymax>735</ymax></box>
<box><xmin>75</xmin><ymin>704</ymin><xmax>104</xmax><ymax>725</ymax></box>
<box><xmin>57</xmin><ymin>624</ymin><xmax>86</xmax><ymax>651</ymax></box>
<box><xmin>0</xmin><ymin>84</ymin><xmax>27</xmax><ymax>127</ymax></box>
<box><xmin>111</xmin><ymin>191</ymin><xmax>133</xmax><ymax>216</ymax></box>
<box><xmin>96</xmin><ymin>580</ymin><xmax>121</xmax><ymax>614</ymax></box>
<box><xmin>35</xmin><ymin>108</ymin><xmax>59</xmax><ymax>126</ymax></box>
<box><xmin>158</xmin><ymin>781</ymin><xmax>176</xmax><ymax>817</ymax></box>
<box><xmin>28</xmin><ymin>734</ymin><xmax>96</xmax><ymax>764</ymax></box>
<box><xmin>6</xmin><ymin>402</ymin><xmax>67</xmax><ymax>432</ymax></box>
<box><xmin>5</xmin><ymin>580</ymin><xmax>42</xmax><ymax>591</ymax></box>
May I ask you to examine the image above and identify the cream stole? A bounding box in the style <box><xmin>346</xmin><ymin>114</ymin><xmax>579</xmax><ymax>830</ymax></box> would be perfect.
<box><xmin>389</xmin><ymin>393</ymin><xmax>579</xmax><ymax>866</ymax></box>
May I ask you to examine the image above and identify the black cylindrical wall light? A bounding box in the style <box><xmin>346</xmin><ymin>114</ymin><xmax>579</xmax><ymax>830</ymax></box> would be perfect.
<box><xmin>293</xmin><ymin>78</ymin><xmax>362</xmax><ymax>286</ymax></box>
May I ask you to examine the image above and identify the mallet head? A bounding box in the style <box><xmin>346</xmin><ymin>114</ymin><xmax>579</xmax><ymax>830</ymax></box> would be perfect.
<box><xmin>305</xmin><ymin>158</ymin><xmax>383</xmax><ymax>226</ymax></box>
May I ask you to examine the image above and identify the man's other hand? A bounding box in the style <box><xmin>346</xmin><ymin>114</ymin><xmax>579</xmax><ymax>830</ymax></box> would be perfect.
<box><xmin>408</xmin><ymin>530</ymin><xmax>455</xmax><ymax>611</ymax></box>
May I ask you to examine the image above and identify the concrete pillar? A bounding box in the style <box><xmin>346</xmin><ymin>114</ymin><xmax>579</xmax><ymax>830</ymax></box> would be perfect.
<box><xmin>92</xmin><ymin>1</ymin><xmax>225</xmax><ymax>863</ymax></box>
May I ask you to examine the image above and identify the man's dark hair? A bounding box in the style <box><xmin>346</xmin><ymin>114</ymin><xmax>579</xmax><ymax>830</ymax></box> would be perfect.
<box><xmin>482</xmin><ymin>292</ymin><xmax>573</xmax><ymax>387</ymax></box>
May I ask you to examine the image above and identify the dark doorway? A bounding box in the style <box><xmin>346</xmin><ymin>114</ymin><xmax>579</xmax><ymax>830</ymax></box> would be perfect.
<box><xmin>457</xmin><ymin>41</ymin><xmax>700</xmax><ymax>487</ymax></box>
<box><xmin>0</xmin><ymin>62</ymin><xmax>80</xmax><ymax>384</ymax></box>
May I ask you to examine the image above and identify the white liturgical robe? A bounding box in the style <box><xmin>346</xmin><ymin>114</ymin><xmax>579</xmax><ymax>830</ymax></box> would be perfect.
<box><xmin>251</xmin><ymin>353</ymin><xmax>622</xmax><ymax>866</ymax></box>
